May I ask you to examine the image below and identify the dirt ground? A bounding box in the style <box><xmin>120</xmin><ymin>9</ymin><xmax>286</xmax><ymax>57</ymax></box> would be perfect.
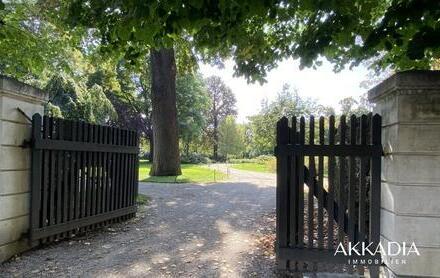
<box><xmin>1</xmin><ymin>168</ymin><xmax>279</xmax><ymax>277</ymax></box>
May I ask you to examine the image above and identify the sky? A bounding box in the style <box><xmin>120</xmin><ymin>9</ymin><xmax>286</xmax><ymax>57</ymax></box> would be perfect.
<box><xmin>199</xmin><ymin>58</ymin><xmax>372</xmax><ymax>123</ymax></box>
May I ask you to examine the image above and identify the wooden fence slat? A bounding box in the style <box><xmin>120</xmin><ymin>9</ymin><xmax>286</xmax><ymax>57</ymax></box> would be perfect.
<box><xmin>90</xmin><ymin>125</ymin><xmax>97</xmax><ymax>220</ymax></box>
<box><xmin>105</xmin><ymin>127</ymin><xmax>111</xmax><ymax>212</ymax></box>
<box><xmin>122</xmin><ymin>130</ymin><xmax>128</xmax><ymax>210</ymax></box>
<box><xmin>276</xmin><ymin>117</ymin><xmax>289</xmax><ymax>270</ymax></box>
<box><xmin>49</xmin><ymin>118</ymin><xmax>56</xmax><ymax>242</ymax></box>
<box><xmin>30</xmin><ymin>114</ymin><xmax>43</xmax><ymax>244</ymax></box>
<box><xmin>289</xmin><ymin>116</ymin><xmax>297</xmax><ymax>249</ymax></box>
<box><xmin>110</xmin><ymin>128</ymin><xmax>117</xmax><ymax>214</ymax></box>
<box><xmin>327</xmin><ymin>115</ymin><xmax>335</xmax><ymax>249</ymax></box>
<box><xmin>62</xmin><ymin>120</ymin><xmax>71</xmax><ymax>237</ymax></box>
<box><xmin>348</xmin><ymin>115</ymin><xmax>357</xmax><ymax>242</ymax></box>
<box><xmin>116</xmin><ymin>129</ymin><xmax>122</xmax><ymax>212</ymax></box>
<box><xmin>96</xmin><ymin>126</ymin><xmax>102</xmax><ymax>216</ymax></box>
<box><xmin>69</xmin><ymin>121</ymin><xmax>77</xmax><ymax>235</ymax></box>
<box><xmin>127</xmin><ymin>131</ymin><xmax>133</xmax><ymax>207</ymax></box>
<box><xmin>84</xmin><ymin>123</ymin><xmax>91</xmax><ymax>220</ymax></box>
<box><xmin>359</xmin><ymin>115</ymin><xmax>367</xmax><ymax>243</ymax></box>
<box><xmin>307</xmin><ymin>116</ymin><xmax>315</xmax><ymax>249</ymax></box>
<box><xmin>297</xmin><ymin>117</ymin><xmax>305</xmax><ymax>248</ymax></box>
<box><xmin>317</xmin><ymin>116</ymin><xmax>324</xmax><ymax>249</ymax></box>
<box><xmin>337</xmin><ymin>116</ymin><xmax>346</xmax><ymax>243</ymax></box>
<box><xmin>134</xmin><ymin>133</ymin><xmax>139</xmax><ymax>204</ymax></box>
<box><xmin>81</xmin><ymin>122</ymin><xmax>88</xmax><ymax>233</ymax></box>
<box><xmin>99</xmin><ymin>126</ymin><xmax>105</xmax><ymax>214</ymax></box>
<box><xmin>41</xmin><ymin>116</ymin><xmax>50</xmax><ymax>244</ymax></box>
<box><xmin>76</xmin><ymin>122</ymin><xmax>83</xmax><ymax>222</ymax></box>
<box><xmin>369</xmin><ymin>114</ymin><xmax>382</xmax><ymax>276</ymax></box>
<box><xmin>132</xmin><ymin>132</ymin><xmax>137</xmax><ymax>206</ymax></box>
<box><xmin>57</xmin><ymin>119</ymin><xmax>65</xmax><ymax>238</ymax></box>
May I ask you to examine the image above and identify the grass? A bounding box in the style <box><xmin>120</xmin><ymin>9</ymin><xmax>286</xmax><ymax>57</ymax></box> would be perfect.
<box><xmin>232</xmin><ymin>157</ymin><xmax>329</xmax><ymax>177</ymax></box>
<box><xmin>231</xmin><ymin>162</ymin><xmax>274</xmax><ymax>173</ymax></box>
<box><xmin>138</xmin><ymin>161</ymin><xmax>227</xmax><ymax>183</ymax></box>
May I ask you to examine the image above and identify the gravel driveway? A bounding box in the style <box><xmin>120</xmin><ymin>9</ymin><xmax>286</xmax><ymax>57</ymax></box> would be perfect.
<box><xmin>1</xmin><ymin>166</ymin><xmax>277</xmax><ymax>277</ymax></box>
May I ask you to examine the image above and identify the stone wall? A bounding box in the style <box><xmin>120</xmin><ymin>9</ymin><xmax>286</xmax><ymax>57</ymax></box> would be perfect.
<box><xmin>0</xmin><ymin>76</ymin><xmax>47</xmax><ymax>262</ymax></box>
<box><xmin>369</xmin><ymin>70</ymin><xmax>440</xmax><ymax>277</ymax></box>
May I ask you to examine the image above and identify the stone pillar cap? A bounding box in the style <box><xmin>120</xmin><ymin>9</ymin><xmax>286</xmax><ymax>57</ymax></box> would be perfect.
<box><xmin>368</xmin><ymin>70</ymin><xmax>440</xmax><ymax>102</ymax></box>
<box><xmin>0</xmin><ymin>75</ymin><xmax>48</xmax><ymax>102</ymax></box>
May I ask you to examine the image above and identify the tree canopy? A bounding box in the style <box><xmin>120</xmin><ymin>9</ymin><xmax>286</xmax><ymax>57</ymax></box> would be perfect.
<box><xmin>248</xmin><ymin>84</ymin><xmax>329</xmax><ymax>155</ymax></box>
<box><xmin>205</xmin><ymin>75</ymin><xmax>237</xmax><ymax>160</ymax></box>
<box><xmin>64</xmin><ymin>0</ymin><xmax>440</xmax><ymax>83</ymax></box>
<box><xmin>2</xmin><ymin>0</ymin><xmax>439</xmax><ymax>84</ymax></box>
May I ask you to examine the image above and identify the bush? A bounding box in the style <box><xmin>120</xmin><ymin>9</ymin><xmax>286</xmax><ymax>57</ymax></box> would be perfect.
<box><xmin>181</xmin><ymin>153</ymin><xmax>211</xmax><ymax>164</ymax></box>
<box><xmin>255</xmin><ymin>155</ymin><xmax>275</xmax><ymax>163</ymax></box>
<box><xmin>265</xmin><ymin>158</ymin><xmax>276</xmax><ymax>173</ymax></box>
<box><xmin>138</xmin><ymin>150</ymin><xmax>150</xmax><ymax>160</ymax></box>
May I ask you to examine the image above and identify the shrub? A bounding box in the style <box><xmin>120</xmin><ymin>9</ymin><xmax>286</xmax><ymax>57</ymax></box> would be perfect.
<box><xmin>255</xmin><ymin>155</ymin><xmax>275</xmax><ymax>163</ymax></box>
<box><xmin>181</xmin><ymin>153</ymin><xmax>211</xmax><ymax>164</ymax></box>
<box><xmin>265</xmin><ymin>158</ymin><xmax>276</xmax><ymax>173</ymax></box>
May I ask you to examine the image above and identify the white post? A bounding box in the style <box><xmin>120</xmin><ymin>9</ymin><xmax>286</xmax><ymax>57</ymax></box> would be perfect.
<box><xmin>369</xmin><ymin>70</ymin><xmax>440</xmax><ymax>277</ymax></box>
<box><xmin>0</xmin><ymin>76</ymin><xmax>48</xmax><ymax>262</ymax></box>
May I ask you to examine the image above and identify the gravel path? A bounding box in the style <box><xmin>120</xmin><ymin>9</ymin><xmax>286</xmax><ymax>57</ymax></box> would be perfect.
<box><xmin>1</xmin><ymin>166</ymin><xmax>278</xmax><ymax>277</ymax></box>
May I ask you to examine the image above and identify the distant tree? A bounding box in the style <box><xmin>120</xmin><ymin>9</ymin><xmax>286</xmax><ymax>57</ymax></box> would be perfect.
<box><xmin>205</xmin><ymin>76</ymin><xmax>237</xmax><ymax>160</ymax></box>
<box><xmin>339</xmin><ymin>95</ymin><xmax>372</xmax><ymax>116</ymax></box>
<box><xmin>316</xmin><ymin>105</ymin><xmax>336</xmax><ymax>117</ymax></box>
<box><xmin>176</xmin><ymin>73</ymin><xmax>210</xmax><ymax>157</ymax></box>
<box><xmin>218</xmin><ymin>116</ymin><xmax>243</xmax><ymax>159</ymax></box>
<box><xmin>248</xmin><ymin>84</ymin><xmax>320</xmax><ymax>155</ymax></box>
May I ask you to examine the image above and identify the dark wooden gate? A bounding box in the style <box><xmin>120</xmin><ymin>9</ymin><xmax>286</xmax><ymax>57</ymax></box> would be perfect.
<box><xmin>29</xmin><ymin>114</ymin><xmax>139</xmax><ymax>244</ymax></box>
<box><xmin>275</xmin><ymin>114</ymin><xmax>382</xmax><ymax>275</ymax></box>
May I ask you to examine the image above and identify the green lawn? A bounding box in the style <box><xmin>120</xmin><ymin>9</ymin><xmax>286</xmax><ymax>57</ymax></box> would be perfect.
<box><xmin>138</xmin><ymin>161</ymin><xmax>227</xmax><ymax>183</ymax></box>
<box><xmin>231</xmin><ymin>162</ymin><xmax>274</xmax><ymax>173</ymax></box>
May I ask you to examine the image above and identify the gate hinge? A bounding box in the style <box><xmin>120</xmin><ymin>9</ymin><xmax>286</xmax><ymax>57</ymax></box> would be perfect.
<box><xmin>21</xmin><ymin>139</ymin><xmax>33</xmax><ymax>149</ymax></box>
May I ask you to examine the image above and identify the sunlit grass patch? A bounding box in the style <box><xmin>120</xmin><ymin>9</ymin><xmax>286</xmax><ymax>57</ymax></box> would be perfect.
<box><xmin>138</xmin><ymin>161</ymin><xmax>227</xmax><ymax>183</ymax></box>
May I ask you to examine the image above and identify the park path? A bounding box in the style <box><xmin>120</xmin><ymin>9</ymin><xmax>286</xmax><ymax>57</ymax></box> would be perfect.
<box><xmin>0</xmin><ymin>167</ymin><xmax>277</xmax><ymax>277</ymax></box>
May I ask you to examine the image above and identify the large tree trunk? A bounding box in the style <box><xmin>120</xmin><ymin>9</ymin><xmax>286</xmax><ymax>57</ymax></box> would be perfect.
<box><xmin>149</xmin><ymin>48</ymin><xmax>181</xmax><ymax>176</ymax></box>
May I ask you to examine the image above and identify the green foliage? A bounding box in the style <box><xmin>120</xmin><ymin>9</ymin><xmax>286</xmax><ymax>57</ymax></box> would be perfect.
<box><xmin>288</xmin><ymin>0</ymin><xmax>440</xmax><ymax>72</ymax></box>
<box><xmin>3</xmin><ymin>0</ymin><xmax>439</xmax><ymax>89</ymax></box>
<box><xmin>180</xmin><ymin>153</ymin><xmax>211</xmax><ymax>164</ymax></box>
<box><xmin>339</xmin><ymin>95</ymin><xmax>372</xmax><ymax>116</ymax></box>
<box><xmin>176</xmin><ymin>73</ymin><xmax>210</xmax><ymax>149</ymax></box>
<box><xmin>248</xmin><ymin>84</ymin><xmax>324</xmax><ymax>155</ymax></box>
<box><xmin>44</xmin><ymin>74</ymin><xmax>117</xmax><ymax>124</ymax></box>
<box><xmin>204</xmin><ymin>75</ymin><xmax>237</xmax><ymax>159</ymax></box>
<box><xmin>65</xmin><ymin>0</ymin><xmax>440</xmax><ymax>81</ymax></box>
<box><xmin>0</xmin><ymin>2</ymin><xmax>86</xmax><ymax>84</ymax></box>
<box><xmin>66</xmin><ymin>0</ymin><xmax>284</xmax><ymax>82</ymax></box>
<box><xmin>218</xmin><ymin>115</ymin><xmax>244</xmax><ymax>158</ymax></box>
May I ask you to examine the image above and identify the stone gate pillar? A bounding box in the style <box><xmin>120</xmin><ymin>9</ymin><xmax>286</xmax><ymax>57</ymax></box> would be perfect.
<box><xmin>369</xmin><ymin>70</ymin><xmax>440</xmax><ymax>277</ymax></box>
<box><xmin>0</xmin><ymin>76</ymin><xmax>47</xmax><ymax>262</ymax></box>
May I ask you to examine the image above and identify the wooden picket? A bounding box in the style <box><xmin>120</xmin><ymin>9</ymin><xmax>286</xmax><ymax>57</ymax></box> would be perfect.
<box><xmin>29</xmin><ymin>114</ymin><xmax>139</xmax><ymax>243</ymax></box>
